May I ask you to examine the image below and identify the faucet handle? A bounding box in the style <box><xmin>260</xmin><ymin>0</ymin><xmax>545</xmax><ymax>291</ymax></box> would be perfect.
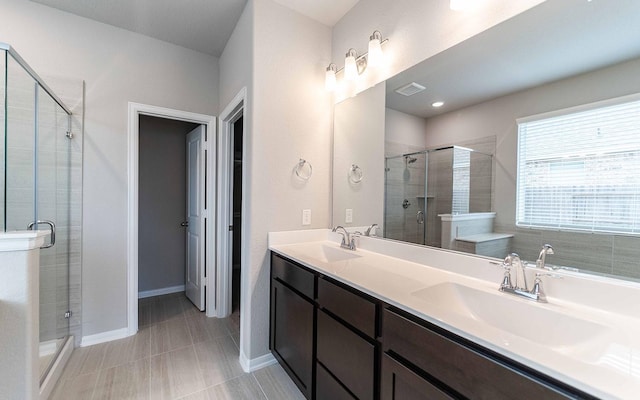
<box><xmin>500</xmin><ymin>269</ymin><xmax>513</xmax><ymax>290</ymax></box>
<box><xmin>530</xmin><ymin>276</ymin><xmax>546</xmax><ymax>302</ymax></box>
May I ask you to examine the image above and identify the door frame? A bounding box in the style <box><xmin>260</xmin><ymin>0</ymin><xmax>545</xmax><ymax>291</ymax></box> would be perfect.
<box><xmin>216</xmin><ymin>88</ymin><xmax>247</xmax><ymax>321</ymax></box>
<box><xmin>127</xmin><ymin>102</ymin><xmax>216</xmax><ymax>336</ymax></box>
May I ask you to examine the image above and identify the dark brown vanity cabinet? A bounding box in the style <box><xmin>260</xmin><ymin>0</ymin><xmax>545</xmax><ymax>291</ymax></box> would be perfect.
<box><xmin>270</xmin><ymin>254</ymin><xmax>315</xmax><ymax>399</ymax></box>
<box><xmin>270</xmin><ymin>252</ymin><xmax>596</xmax><ymax>400</ymax></box>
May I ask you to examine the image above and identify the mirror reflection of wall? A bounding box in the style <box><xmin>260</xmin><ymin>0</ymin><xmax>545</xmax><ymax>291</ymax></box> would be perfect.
<box><xmin>333</xmin><ymin>83</ymin><xmax>385</xmax><ymax>229</ymax></box>
<box><xmin>420</xmin><ymin>57</ymin><xmax>640</xmax><ymax>278</ymax></box>
<box><xmin>331</xmin><ymin>0</ymin><xmax>640</xmax><ymax>281</ymax></box>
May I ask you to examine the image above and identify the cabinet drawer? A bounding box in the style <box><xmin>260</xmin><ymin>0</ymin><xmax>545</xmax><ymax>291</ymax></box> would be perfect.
<box><xmin>316</xmin><ymin>362</ymin><xmax>356</xmax><ymax>400</ymax></box>
<box><xmin>271</xmin><ymin>253</ymin><xmax>315</xmax><ymax>299</ymax></box>
<box><xmin>318</xmin><ymin>277</ymin><xmax>377</xmax><ymax>338</ymax></box>
<box><xmin>381</xmin><ymin>354</ymin><xmax>453</xmax><ymax>400</ymax></box>
<box><xmin>382</xmin><ymin>309</ymin><xmax>573</xmax><ymax>400</ymax></box>
<box><xmin>317</xmin><ymin>310</ymin><xmax>375</xmax><ymax>400</ymax></box>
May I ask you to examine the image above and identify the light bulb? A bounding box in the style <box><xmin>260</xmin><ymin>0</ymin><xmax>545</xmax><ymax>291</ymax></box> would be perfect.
<box><xmin>368</xmin><ymin>31</ymin><xmax>383</xmax><ymax>68</ymax></box>
<box><xmin>344</xmin><ymin>49</ymin><xmax>358</xmax><ymax>81</ymax></box>
<box><xmin>325</xmin><ymin>64</ymin><xmax>337</xmax><ymax>91</ymax></box>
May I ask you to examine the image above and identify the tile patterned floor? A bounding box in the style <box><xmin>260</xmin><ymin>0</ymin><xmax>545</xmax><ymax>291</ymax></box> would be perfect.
<box><xmin>50</xmin><ymin>293</ymin><xmax>304</xmax><ymax>400</ymax></box>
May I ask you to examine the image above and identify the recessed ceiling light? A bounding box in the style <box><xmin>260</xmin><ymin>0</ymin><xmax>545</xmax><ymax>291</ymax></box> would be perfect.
<box><xmin>432</xmin><ymin>101</ymin><xmax>444</xmax><ymax>108</ymax></box>
<box><xmin>395</xmin><ymin>82</ymin><xmax>426</xmax><ymax>97</ymax></box>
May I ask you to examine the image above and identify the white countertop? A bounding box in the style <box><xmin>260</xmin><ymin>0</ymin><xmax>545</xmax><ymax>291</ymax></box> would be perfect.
<box><xmin>0</xmin><ymin>230</ymin><xmax>50</xmax><ymax>252</ymax></box>
<box><xmin>269</xmin><ymin>229</ymin><xmax>640</xmax><ymax>400</ymax></box>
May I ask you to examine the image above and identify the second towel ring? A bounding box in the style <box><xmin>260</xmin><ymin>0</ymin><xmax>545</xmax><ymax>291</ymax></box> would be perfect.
<box><xmin>295</xmin><ymin>158</ymin><xmax>313</xmax><ymax>180</ymax></box>
<box><xmin>349</xmin><ymin>164</ymin><xmax>363</xmax><ymax>183</ymax></box>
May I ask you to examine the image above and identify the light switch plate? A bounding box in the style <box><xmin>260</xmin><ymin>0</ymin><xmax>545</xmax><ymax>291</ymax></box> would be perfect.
<box><xmin>345</xmin><ymin>208</ymin><xmax>353</xmax><ymax>223</ymax></box>
<box><xmin>302</xmin><ymin>209</ymin><xmax>311</xmax><ymax>225</ymax></box>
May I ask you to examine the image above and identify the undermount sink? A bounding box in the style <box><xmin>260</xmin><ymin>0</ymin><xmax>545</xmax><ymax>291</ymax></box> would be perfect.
<box><xmin>293</xmin><ymin>243</ymin><xmax>362</xmax><ymax>263</ymax></box>
<box><xmin>411</xmin><ymin>282</ymin><xmax>612</xmax><ymax>351</ymax></box>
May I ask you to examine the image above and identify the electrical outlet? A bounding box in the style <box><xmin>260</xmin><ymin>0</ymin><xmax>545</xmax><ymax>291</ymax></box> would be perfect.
<box><xmin>345</xmin><ymin>208</ymin><xmax>353</xmax><ymax>223</ymax></box>
<box><xmin>302</xmin><ymin>209</ymin><xmax>312</xmax><ymax>225</ymax></box>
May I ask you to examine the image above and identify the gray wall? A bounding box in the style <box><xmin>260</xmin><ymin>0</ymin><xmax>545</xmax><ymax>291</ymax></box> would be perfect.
<box><xmin>423</xmin><ymin>57</ymin><xmax>640</xmax><ymax>279</ymax></box>
<box><xmin>138</xmin><ymin>116</ymin><xmax>199</xmax><ymax>293</ymax></box>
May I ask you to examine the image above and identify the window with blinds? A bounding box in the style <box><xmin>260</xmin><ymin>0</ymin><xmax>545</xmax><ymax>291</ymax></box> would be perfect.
<box><xmin>516</xmin><ymin>94</ymin><xmax>640</xmax><ymax>234</ymax></box>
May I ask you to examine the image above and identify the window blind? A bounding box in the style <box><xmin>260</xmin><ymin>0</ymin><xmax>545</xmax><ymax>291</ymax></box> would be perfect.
<box><xmin>516</xmin><ymin>95</ymin><xmax>640</xmax><ymax>234</ymax></box>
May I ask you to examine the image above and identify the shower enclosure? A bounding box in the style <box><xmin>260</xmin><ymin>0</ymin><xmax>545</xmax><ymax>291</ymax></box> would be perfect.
<box><xmin>384</xmin><ymin>146</ymin><xmax>492</xmax><ymax>247</ymax></box>
<box><xmin>1</xmin><ymin>43</ymin><xmax>81</xmax><ymax>388</ymax></box>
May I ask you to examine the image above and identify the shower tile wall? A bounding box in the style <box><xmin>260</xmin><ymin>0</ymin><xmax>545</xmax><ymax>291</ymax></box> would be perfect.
<box><xmin>427</xmin><ymin>150</ymin><xmax>453</xmax><ymax>248</ymax></box>
<box><xmin>385</xmin><ymin>141</ymin><xmax>426</xmax><ymax>243</ymax></box>
<box><xmin>5</xmin><ymin>56</ymin><xmax>36</xmax><ymax>231</ymax></box>
<box><xmin>464</xmin><ymin>136</ymin><xmax>495</xmax><ymax>213</ymax></box>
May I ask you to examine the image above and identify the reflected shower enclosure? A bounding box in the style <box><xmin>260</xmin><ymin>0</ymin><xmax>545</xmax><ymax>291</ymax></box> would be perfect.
<box><xmin>1</xmin><ymin>43</ymin><xmax>81</xmax><ymax>385</ymax></box>
<box><xmin>384</xmin><ymin>146</ymin><xmax>493</xmax><ymax>247</ymax></box>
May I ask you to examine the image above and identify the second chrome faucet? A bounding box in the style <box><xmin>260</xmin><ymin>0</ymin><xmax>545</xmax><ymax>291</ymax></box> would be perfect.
<box><xmin>499</xmin><ymin>252</ymin><xmax>547</xmax><ymax>302</ymax></box>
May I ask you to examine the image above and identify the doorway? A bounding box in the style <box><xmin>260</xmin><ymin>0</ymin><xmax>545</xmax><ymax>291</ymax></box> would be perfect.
<box><xmin>230</xmin><ymin>116</ymin><xmax>243</xmax><ymax>331</ymax></box>
<box><xmin>138</xmin><ymin>116</ymin><xmax>200</xmax><ymax>304</ymax></box>
<box><xmin>127</xmin><ymin>102</ymin><xmax>216</xmax><ymax>336</ymax></box>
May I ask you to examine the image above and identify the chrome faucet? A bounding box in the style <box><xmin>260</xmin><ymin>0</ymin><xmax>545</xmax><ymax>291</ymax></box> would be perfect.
<box><xmin>365</xmin><ymin>223</ymin><xmax>379</xmax><ymax>237</ymax></box>
<box><xmin>332</xmin><ymin>226</ymin><xmax>356</xmax><ymax>250</ymax></box>
<box><xmin>499</xmin><ymin>253</ymin><xmax>547</xmax><ymax>302</ymax></box>
<box><xmin>536</xmin><ymin>244</ymin><xmax>554</xmax><ymax>269</ymax></box>
<box><xmin>507</xmin><ymin>253</ymin><xmax>528</xmax><ymax>292</ymax></box>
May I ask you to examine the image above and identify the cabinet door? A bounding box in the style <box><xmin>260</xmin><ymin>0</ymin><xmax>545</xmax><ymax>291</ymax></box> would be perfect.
<box><xmin>381</xmin><ymin>354</ymin><xmax>453</xmax><ymax>400</ymax></box>
<box><xmin>270</xmin><ymin>279</ymin><xmax>314</xmax><ymax>399</ymax></box>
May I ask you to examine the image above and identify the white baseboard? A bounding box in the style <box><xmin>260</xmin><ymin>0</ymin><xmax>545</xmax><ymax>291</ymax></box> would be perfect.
<box><xmin>81</xmin><ymin>327</ymin><xmax>130</xmax><ymax>347</ymax></box>
<box><xmin>138</xmin><ymin>284</ymin><xmax>185</xmax><ymax>299</ymax></box>
<box><xmin>239</xmin><ymin>350</ymin><xmax>277</xmax><ymax>373</ymax></box>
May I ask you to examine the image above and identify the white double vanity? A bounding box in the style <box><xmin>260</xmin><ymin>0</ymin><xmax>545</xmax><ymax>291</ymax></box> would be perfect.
<box><xmin>269</xmin><ymin>229</ymin><xmax>640</xmax><ymax>400</ymax></box>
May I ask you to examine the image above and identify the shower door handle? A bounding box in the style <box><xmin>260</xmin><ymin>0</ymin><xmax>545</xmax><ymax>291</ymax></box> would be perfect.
<box><xmin>416</xmin><ymin>211</ymin><xmax>425</xmax><ymax>224</ymax></box>
<box><xmin>180</xmin><ymin>221</ymin><xmax>189</xmax><ymax>227</ymax></box>
<box><xmin>27</xmin><ymin>220</ymin><xmax>56</xmax><ymax>249</ymax></box>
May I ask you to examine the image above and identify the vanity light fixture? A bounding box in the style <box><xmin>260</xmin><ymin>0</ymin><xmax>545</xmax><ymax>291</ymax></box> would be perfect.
<box><xmin>344</xmin><ymin>48</ymin><xmax>359</xmax><ymax>81</ymax></box>
<box><xmin>432</xmin><ymin>101</ymin><xmax>445</xmax><ymax>108</ymax></box>
<box><xmin>324</xmin><ymin>30</ymin><xmax>389</xmax><ymax>91</ymax></box>
<box><xmin>325</xmin><ymin>63</ymin><xmax>337</xmax><ymax>91</ymax></box>
<box><xmin>367</xmin><ymin>31</ymin><xmax>383</xmax><ymax>68</ymax></box>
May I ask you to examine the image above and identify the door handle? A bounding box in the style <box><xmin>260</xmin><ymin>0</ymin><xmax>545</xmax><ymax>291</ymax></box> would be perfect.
<box><xmin>181</xmin><ymin>221</ymin><xmax>189</xmax><ymax>227</ymax></box>
<box><xmin>27</xmin><ymin>220</ymin><xmax>56</xmax><ymax>249</ymax></box>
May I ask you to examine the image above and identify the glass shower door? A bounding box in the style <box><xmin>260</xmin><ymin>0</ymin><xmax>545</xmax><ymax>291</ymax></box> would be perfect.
<box><xmin>35</xmin><ymin>85</ymin><xmax>70</xmax><ymax>382</ymax></box>
<box><xmin>384</xmin><ymin>153</ymin><xmax>428</xmax><ymax>244</ymax></box>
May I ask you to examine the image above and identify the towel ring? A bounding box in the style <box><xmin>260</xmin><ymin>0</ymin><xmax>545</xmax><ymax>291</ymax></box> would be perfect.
<box><xmin>295</xmin><ymin>158</ymin><xmax>312</xmax><ymax>180</ymax></box>
<box><xmin>349</xmin><ymin>164</ymin><xmax>363</xmax><ymax>183</ymax></box>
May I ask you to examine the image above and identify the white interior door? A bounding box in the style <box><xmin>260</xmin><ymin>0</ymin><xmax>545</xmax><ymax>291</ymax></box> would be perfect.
<box><xmin>186</xmin><ymin>125</ymin><xmax>206</xmax><ymax>310</ymax></box>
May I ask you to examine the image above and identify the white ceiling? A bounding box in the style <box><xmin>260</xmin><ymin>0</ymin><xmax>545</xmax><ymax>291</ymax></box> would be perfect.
<box><xmin>272</xmin><ymin>0</ymin><xmax>359</xmax><ymax>27</ymax></box>
<box><xmin>29</xmin><ymin>0</ymin><xmax>358</xmax><ymax>57</ymax></box>
<box><xmin>386</xmin><ymin>0</ymin><xmax>640</xmax><ymax>119</ymax></box>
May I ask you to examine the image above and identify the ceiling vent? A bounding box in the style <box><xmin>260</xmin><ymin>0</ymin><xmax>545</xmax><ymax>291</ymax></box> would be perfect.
<box><xmin>395</xmin><ymin>82</ymin><xmax>426</xmax><ymax>96</ymax></box>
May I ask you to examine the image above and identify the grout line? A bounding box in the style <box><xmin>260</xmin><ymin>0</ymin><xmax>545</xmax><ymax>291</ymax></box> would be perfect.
<box><xmin>252</xmin><ymin>372</ymin><xmax>271</xmax><ymax>400</ymax></box>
